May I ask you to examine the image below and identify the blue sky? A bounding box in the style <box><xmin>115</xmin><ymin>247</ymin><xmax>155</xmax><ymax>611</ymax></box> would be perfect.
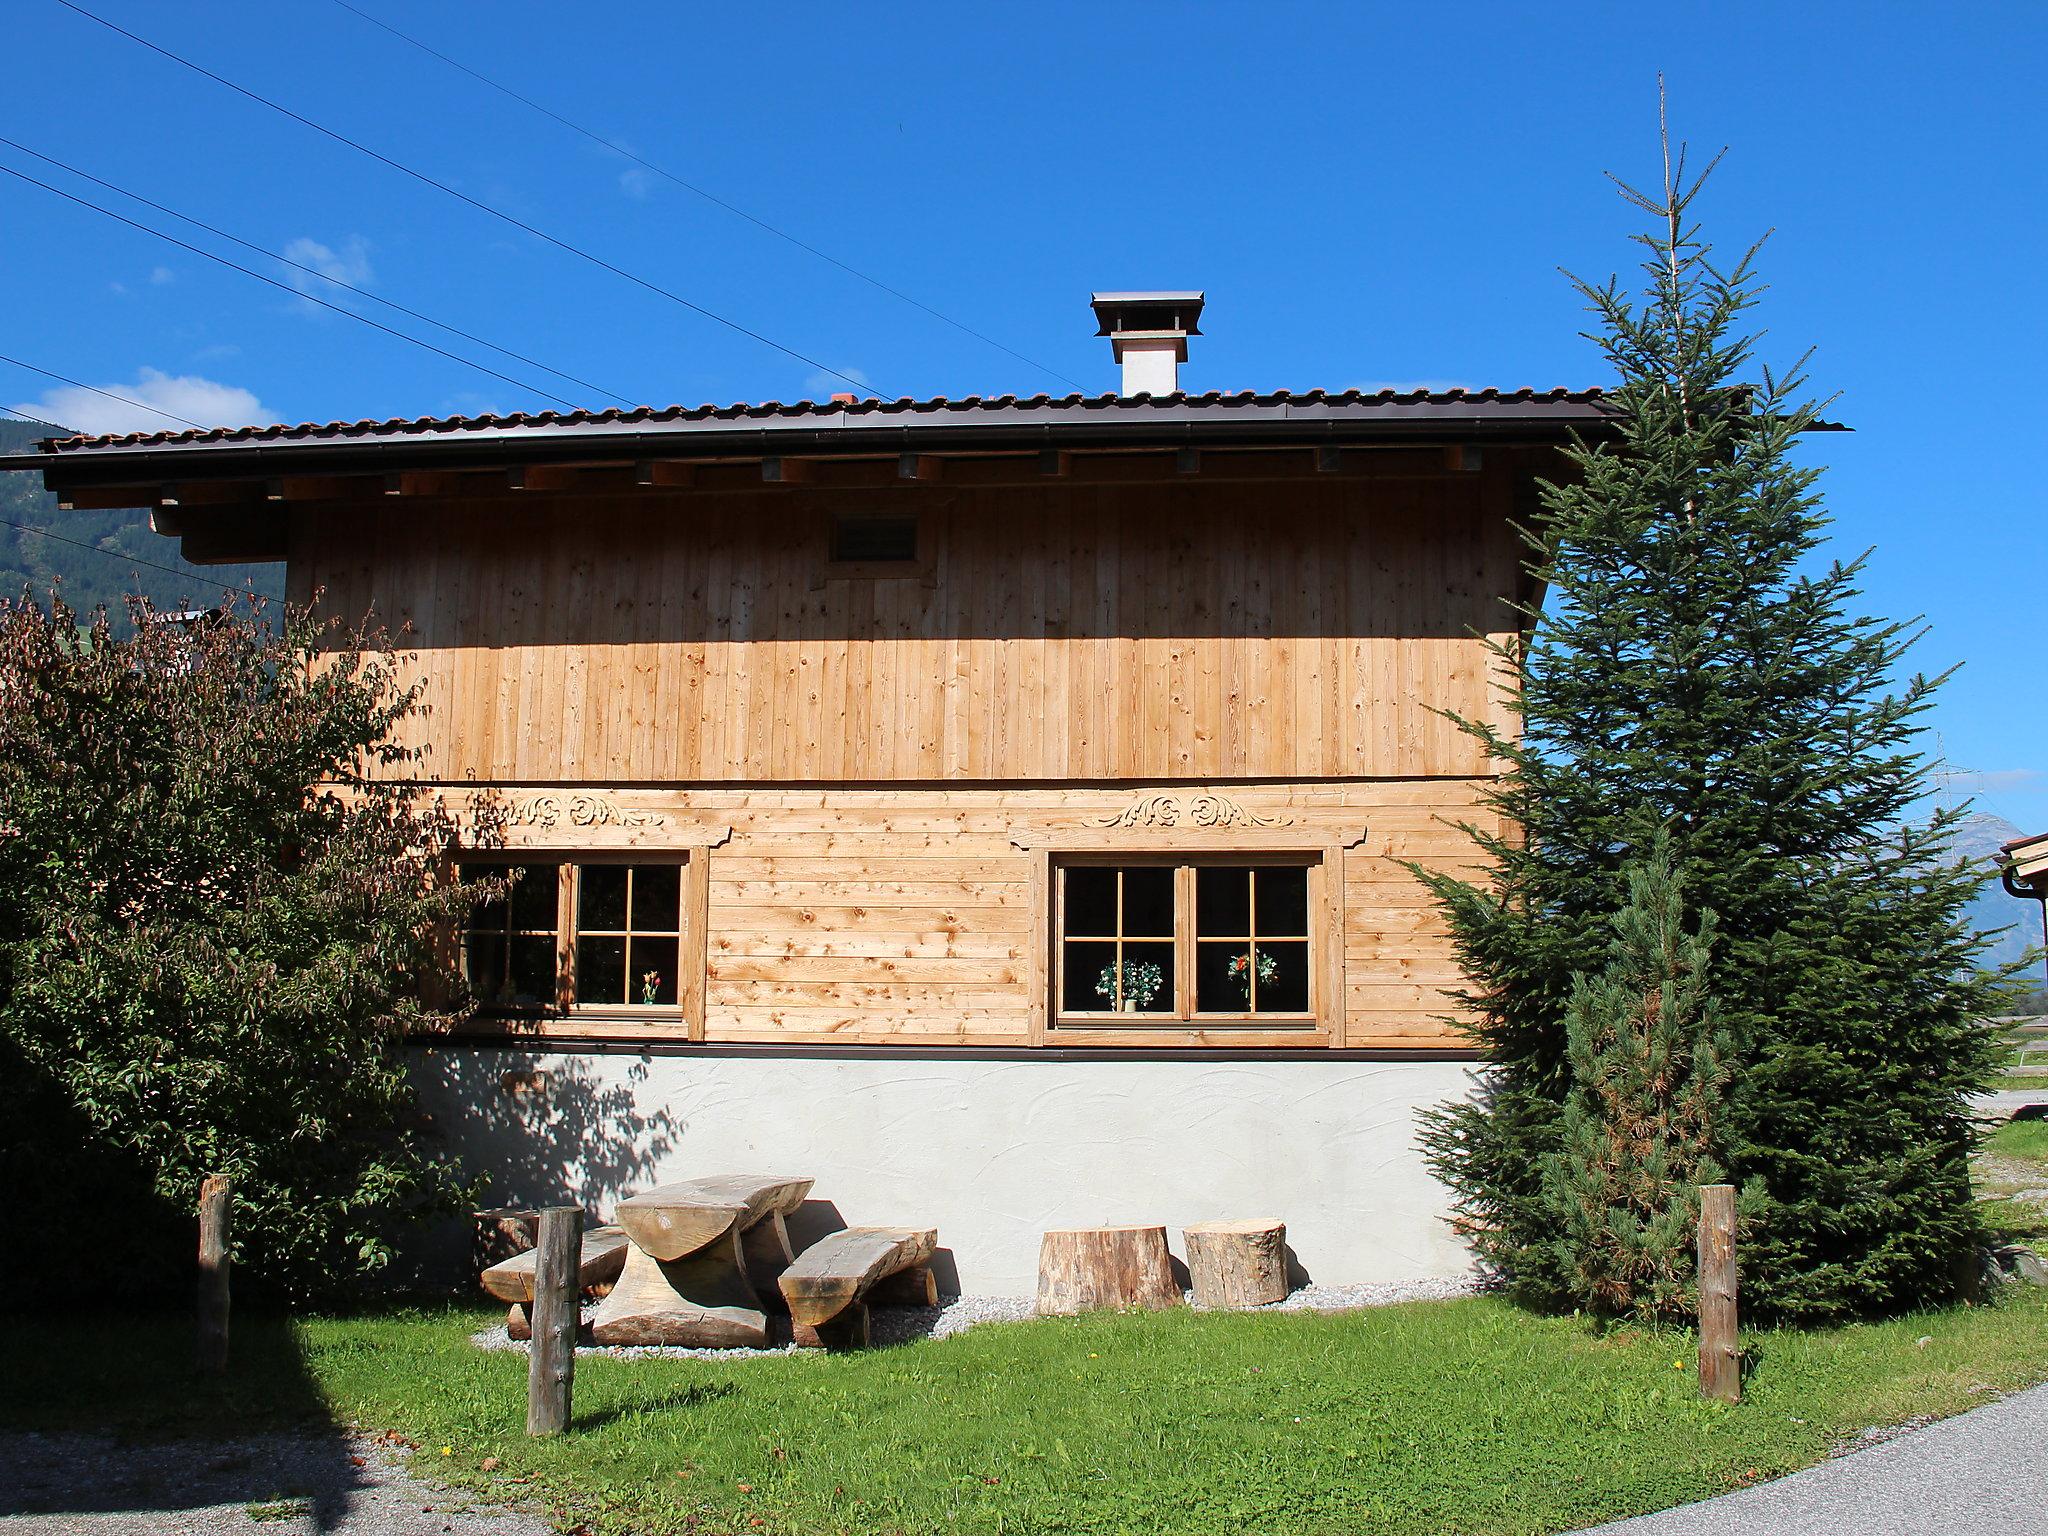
<box><xmin>3</xmin><ymin>2</ymin><xmax>2042</xmax><ymax>824</ymax></box>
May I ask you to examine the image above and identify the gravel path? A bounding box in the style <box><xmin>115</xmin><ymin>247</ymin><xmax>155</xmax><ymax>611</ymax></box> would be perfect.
<box><xmin>469</xmin><ymin>1276</ymin><xmax>1478</xmax><ymax>1361</ymax></box>
<box><xmin>1573</xmin><ymin>1381</ymin><xmax>2048</xmax><ymax>1534</ymax></box>
<box><xmin>0</xmin><ymin>1430</ymin><xmax>554</xmax><ymax>1535</ymax></box>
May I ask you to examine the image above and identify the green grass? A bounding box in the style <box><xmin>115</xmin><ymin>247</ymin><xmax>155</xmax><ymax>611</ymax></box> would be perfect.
<box><xmin>1988</xmin><ymin>1118</ymin><xmax>2048</xmax><ymax>1163</ymax></box>
<box><xmin>13</xmin><ymin>1290</ymin><xmax>2048</xmax><ymax>1536</ymax></box>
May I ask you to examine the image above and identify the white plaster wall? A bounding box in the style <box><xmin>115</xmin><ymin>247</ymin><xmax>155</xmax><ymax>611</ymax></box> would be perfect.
<box><xmin>415</xmin><ymin>1048</ymin><xmax>1477</xmax><ymax>1296</ymax></box>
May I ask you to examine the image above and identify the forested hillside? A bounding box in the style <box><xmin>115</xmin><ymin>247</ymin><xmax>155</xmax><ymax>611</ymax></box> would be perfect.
<box><xmin>0</xmin><ymin>418</ymin><xmax>279</xmax><ymax>614</ymax></box>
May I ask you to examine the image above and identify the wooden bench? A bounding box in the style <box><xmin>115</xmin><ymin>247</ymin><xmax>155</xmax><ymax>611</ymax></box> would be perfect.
<box><xmin>779</xmin><ymin>1227</ymin><xmax>938</xmax><ymax>1349</ymax></box>
<box><xmin>591</xmin><ymin>1174</ymin><xmax>815</xmax><ymax>1348</ymax></box>
<box><xmin>480</xmin><ymin>1224</ymin><xmax>630</xmax><ymax>1340</ymax></box>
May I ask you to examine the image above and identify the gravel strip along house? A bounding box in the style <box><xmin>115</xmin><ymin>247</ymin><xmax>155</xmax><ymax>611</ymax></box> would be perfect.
<box><xmin>1</xmin><ymin>293</ymin><xmax>1617</xmax><ymax>1295</ymax></box>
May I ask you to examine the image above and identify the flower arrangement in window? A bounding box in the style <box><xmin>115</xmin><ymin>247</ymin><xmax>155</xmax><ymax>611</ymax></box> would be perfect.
<box><xmin>640</xmin><ymin>969</ymin><xmax>662</xmax><ymax>1006</ymax></box>
<box><xmin>1229</xmin><ymin>948</ymin><xmax>1279</xmax><ymax>1005</ymax></box>
<box><xmin>1096</xmin><ymin>958</ymin><xmax>1164</xmax><ymax>1011</ymax></box>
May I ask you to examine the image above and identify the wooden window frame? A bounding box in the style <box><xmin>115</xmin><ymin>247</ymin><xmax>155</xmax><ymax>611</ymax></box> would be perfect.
<box><xmin>1016</xmin><ymin>830</ymin><xmax>1348</xmax><ymax>1048</ymax></box>
<box><xmin>815</xmin><ymin>507</ymin><xmax>937</xmax><ymax>585</ymax></box>
<box><xmin>455</xmin><ymin>851</ymin><xmax>710</xmax><ymax>1039</ymax></box>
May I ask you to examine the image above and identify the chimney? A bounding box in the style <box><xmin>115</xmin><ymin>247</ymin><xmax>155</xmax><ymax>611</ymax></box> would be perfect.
<box><xmin>1091</xmin><ymin>290</ymin><xmax>1204</xmax><ymax>396</ymax></box>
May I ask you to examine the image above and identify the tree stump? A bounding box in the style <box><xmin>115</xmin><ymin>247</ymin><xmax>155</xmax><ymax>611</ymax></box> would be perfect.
<box><xmin>1036</xmin><ymin>1225</ymin><xmax>1182</xmax><ymax>1314</ymax></box>
<box><xmin>1183</xmin><ymin>1220</ymin><xmax>1289</xmax><ymax>1309</ymax></box>
<box><xmin>588</xmin><ymin>1232</ymin><xmax>769</xmax><ymax>1348</ymax></box>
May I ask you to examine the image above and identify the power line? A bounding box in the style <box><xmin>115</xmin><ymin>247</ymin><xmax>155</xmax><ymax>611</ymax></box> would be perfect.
<box><xmin>56</xmin><ymin>0</ymin><xmax>881</xmax><ymax>397</ymax></box>
<box><xmin>0</xmin><ymin>134</ymin><xmax>633</xmax><ymax>408</ymax></box>
<box><xmin>1</xmin><ymin>514</ymin><xmax>283</xmax><ymax>597</ymax></box>
<box><xmin>0</xmin><ymin>406</ymin><xmax>83</xmax><ymax>435</ymax></box>
<box><xmin>0</xmin><ymin>161</ymin><xmax>591</xmax><ymax>411</ymax></box>
<box><xmin>0</xmin><ymin>352</ymin><xmax>209</xmax><ymax>430</ymax></box>
<box><xmin>330</xmin><ymin>0</ymin><xmax>1086</xmax><ymax>393</ymax></box>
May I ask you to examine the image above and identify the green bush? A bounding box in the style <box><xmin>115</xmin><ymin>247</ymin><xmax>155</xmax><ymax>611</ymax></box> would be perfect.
<box><xmin>0</xmin><ymin>591</ymin><xmax>487</xmax><ymax>1304</ymax></box>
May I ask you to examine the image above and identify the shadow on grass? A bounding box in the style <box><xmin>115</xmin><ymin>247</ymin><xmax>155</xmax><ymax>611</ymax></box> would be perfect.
<box><xmin>0</xmin><ymin>1307</ymin><xmax>370</xmax><ymax>1531</ymax></box>
<box><xmin>573</xmin><ymin>1380</ymin><xmax>739</xmax><ymax>1431</ymax></box>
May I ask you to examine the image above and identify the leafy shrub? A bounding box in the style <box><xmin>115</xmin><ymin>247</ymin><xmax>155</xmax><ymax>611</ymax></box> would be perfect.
<box><xmin>0</xmin><ymin>591</ymin><xmax>486</xmax><ymax>1304</ymax></box>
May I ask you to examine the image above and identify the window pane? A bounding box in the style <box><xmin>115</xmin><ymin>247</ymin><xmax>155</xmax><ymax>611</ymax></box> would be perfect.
<box><xmin>1196</xmin><ymin>866</ymin><xmax>1251</xmax><ymax>938</ymax></box>
<box><xmin>1255</xmin><ymin>941</ymin><xmax>1311</xmax><ymax>1013</ymax></box>
<box><xmin>631</xmin><ymin>935</ymin><xmax>680</xmax><ymax>1006</ymax></box>
<box><xmin>1197</xmin><ymin>941</ymin><xmax>1257</xmax><ymax>1014</ymax></box>
<box><xmin>1063</xmin><ymin>940</ymin><xmax>1118</xmax><ymax>1012</ymax></box>
<box><xmin>579</xmin><ymin>865</ymin><xmax>628</xmax><ymax>931</ymax></box>
<box><xmin>578</xmin><ymin>935</ymin><xmax>626</xmax><ymax>1005</ymax></box>
<box><xmin>507</xmin><ymin>864</ymin><xmax>559</xmax><ymax>931</ymax></box>
<box><xmin>509</xmin><ymin>936</ymin><xmax>558</xmax><ymax>1007</ymax></box>
<box><xmin>1065</xmin><ymin>868</ymin><xmax>1117</xmax><ymax>937</ymax></box>
<box><xmin>1121</xmin><ymin>867</ymin><xmax>1175</xmax><ymax>938</ymax></box>
<box><xmin>1120</xmin><ymin>942</ymin><xmax>1176</xmax><ymax>1012</ymax></box>
<box><xmin>1255</xmin><ymin>867</ymin><xmax>1309</xmax><ymax>936</ymax></box>
<box><xmin>464</xmin><ymin>931</ymin><xmax>506</xmax><ymax>1000</ymax></box>
<box><xmin>631</xmin><ymin>864</ymin><xmax>682</xmax><ymax>931</ymax></box>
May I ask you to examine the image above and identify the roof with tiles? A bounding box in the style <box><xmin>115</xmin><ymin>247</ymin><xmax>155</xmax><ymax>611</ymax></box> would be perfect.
<box><xmin>14</xmin><ymin>385</ymin><xmax>1613</xmax><ymax>457</ymax></box>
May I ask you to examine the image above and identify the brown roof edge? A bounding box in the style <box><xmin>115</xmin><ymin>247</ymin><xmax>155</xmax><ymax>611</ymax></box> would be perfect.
<box><xmin>0</xmin><ymin>386</ymin><xmax>1614</xmax><ymax>472</ymax></box>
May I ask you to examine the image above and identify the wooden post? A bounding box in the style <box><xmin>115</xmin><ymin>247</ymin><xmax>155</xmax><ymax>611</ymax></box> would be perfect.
<box><xmin>196</xmin><ymin>1174</ymin><xmax>231</xmax><ymax>1375</ymax></box>
<box><xmin>527</xmin><ymin>1206</ymin><xmax>581</xmax><ymax>1437</ymax></box>
<box><xmin>1697</xmin><ymin>1183</ymin><xmax>1739</xmax><ymax>1404</ymax></box>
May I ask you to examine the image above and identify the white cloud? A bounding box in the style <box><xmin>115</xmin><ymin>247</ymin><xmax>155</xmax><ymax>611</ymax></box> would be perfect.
<box><xmin>1940</xmin><ymin>768</ymin><xmax>2045</xmax><ymax>796</ymax></box>
<box><xmin>148</xmin><ymin>265</ymin><xmax>175</xmax><ymax>286</ymax></box>
<box><xmin>282</xmin><ymin>234</ymin><xmax>373</xmax><ymax>308</ymax></box>
<box><xmin>9</xmin><ymin>367</ymin><xmax>274</xmax><ymax>436</ymax></box>
<box><xmin>618</xmin><ymin>164</ymin><xmax>656</xmax><ymax>200</ymax></box>
<box><xmin>801</xmin><ymin>366</ymin><xmax>874</xmax><ymax>401</ymax></box>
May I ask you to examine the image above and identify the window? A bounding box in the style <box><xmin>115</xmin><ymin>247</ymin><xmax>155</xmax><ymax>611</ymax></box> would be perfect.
<box><xmin>1054</xmin><ymin>857</ymin><xmax>1318</xmax><ymax>1026</ymax></box>
<box><xmin>829</xmin><ymin>512</ymin><xmax>919</xmax><ymax>565</ymax></box>
<box><xmin>459</xmin><ymin>862</ymin><xmax>560</xmax><ymax>1010</ymax></box>
<box><xmin>457</xmin><ymin>858</ymin><xmax>689</xmax><ymax>1014</ymax></box>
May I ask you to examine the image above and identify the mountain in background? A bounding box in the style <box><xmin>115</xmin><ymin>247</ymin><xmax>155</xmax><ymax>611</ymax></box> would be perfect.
<box><xmin>0</xmin><ymin>418</ymin><xmax>278</xmax><ymax>616</ymax></box>
<box><xmin>1952</xmin><ymin>810</ymin><xmax>2045</xmax><ymax>986</ymax></box>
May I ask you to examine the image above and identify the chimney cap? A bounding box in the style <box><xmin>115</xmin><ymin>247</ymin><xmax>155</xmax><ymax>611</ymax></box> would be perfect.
<box><xmin>1090</xmin><ymin>291</ymin><xmax>1205</xmax><ymax>341</ymax></box>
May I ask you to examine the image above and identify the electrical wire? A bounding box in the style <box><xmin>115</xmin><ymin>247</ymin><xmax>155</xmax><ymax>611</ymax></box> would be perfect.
<box><xmin>0</xmin><ymin>352</ymin><xmax>209</xmax><ymax>431</ymax></box>
<box><xmin>0</xmin><ymin>162</ymin><xmax>592</xmax><ymax>411</ymax></box>
<box><xmin>55</xmin><ymin>0</ymin><xmax>881</xmax><ymax>397</ymax></box>
<box><xmin>330</xmin><ymin>0</ymin><xmax>1086</xmax><ymax>393</ymax></box>
<box><xmin>0</xmin><ymin>134</ymin><xmax>633</xmax><ymax>408</ymax></box>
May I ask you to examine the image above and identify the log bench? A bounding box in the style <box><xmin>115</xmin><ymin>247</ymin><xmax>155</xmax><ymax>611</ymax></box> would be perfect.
<box><xmin>590</xmin><ymin>1175</ymin><xmax>814</xmax><ymax>1348</ymax></box>
<box><xmin>778</xmin><ymin>1226</ymin><xmax>938</xmax><ymax>1349</ymax></box>
<box><xmin>480</xmin><ymin>1224</ymin><xmax>630</xmax><ymax>1341</ymax></box>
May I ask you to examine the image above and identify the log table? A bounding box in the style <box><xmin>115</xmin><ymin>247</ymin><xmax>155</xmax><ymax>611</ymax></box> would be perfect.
<box><xmin>590</xmin><ymin>1175</ymin><xmax>814</xmax><ymax>1348</ymax></box>
<box><xmin>1036</xmin><ymin>1225</ymin><xmax>1183</xmax><ymax>1314</ymax></box>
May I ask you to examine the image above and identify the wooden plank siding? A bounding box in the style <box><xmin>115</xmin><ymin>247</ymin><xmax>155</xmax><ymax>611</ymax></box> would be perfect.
<box><xmin>421</xmin><ymin>780</ymin><xmax>1501</xmax><ymax>1051</ymax></box>
<box><xmin>298</xmin><ymin>475</ymin><xmax>1521</xmax><ymax>785</ymax></box>
<box><xmin>300</xmin><ymin>469</ymin><xmax>1524</xmax><ymax>1052</ymax></box>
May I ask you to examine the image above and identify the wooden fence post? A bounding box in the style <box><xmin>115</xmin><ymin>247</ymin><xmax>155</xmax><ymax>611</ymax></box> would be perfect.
<box><xmin>196</xmin><ymin>1174</ymin><xmax>232</xmax><ymax>1375</ymax></box>
<box><xmin>527</xmin><ymin>1206</ymin><xmax>582</xmax><ymax>1437</ymax></box>
<box><xmin>1696</xmin><ymin>1183</ymin><xmax>1739</xmax><ymax>1404</ymax></box>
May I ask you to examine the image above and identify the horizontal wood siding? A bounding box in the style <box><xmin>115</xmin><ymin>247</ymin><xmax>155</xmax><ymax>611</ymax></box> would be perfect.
<box><xmin>299</xmin><ymin>475</ymin><xmax>1522</xmax><ymax>785</ymax></box>
<box><xmin>442</xmin><ymin>780</ymin><xmax>1499</xmax><ymax>1052</ymax></box>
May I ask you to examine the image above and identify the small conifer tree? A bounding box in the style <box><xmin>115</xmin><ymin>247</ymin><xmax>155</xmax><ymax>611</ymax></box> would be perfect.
<box><xmin>1420</xmin><ymin>110</ymin><xmax>2001</xmax><ymax>1321</ymax></box>
<box><xmin>1537</xmin><ymin>833</ymin><xmax>1732</xmax><ymax>1325</ymax></box>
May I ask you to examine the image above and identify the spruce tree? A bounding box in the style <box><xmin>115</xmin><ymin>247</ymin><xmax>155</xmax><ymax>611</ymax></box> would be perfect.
<box><xmin>1419</xmin><ymin>129</ymin><xmax>2001</xmax><ymax>1322</ymax></box>
<box><xmin>1537</xmin><ymin>832</ymin><xmax>1732</xmax><ymax>1325</ymax></box>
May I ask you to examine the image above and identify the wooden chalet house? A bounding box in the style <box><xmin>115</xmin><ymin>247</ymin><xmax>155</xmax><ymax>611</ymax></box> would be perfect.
<box><xmin>5</xmin><ymin>294</ymin><xmax>1608</xmax><ymax>1292</ymax></box>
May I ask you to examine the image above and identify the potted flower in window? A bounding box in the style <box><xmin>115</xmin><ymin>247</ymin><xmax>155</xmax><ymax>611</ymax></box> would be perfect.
<box><xmin>1096</xmin><ymin>958</ymin><xmax>1164</xmax><ymax>1012</ymax></box>
<box><xmin>1229</xmin><ymin>949</ymin><xmax>1278</xmax><ymax>1006</ymax></box>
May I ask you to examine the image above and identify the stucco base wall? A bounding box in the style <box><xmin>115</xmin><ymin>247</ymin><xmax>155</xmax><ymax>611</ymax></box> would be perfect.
<box><xmin>414</xmin><ymin>1048</ymin><xmax>1476</xmax><ymax>1296</ymax></box>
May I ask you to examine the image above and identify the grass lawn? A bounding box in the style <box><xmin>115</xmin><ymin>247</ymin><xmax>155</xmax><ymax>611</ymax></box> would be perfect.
<box><xmin>11</xmin><ymin>1288</ymin><xmax>2048</xmax><ymax>1536</ymax></box>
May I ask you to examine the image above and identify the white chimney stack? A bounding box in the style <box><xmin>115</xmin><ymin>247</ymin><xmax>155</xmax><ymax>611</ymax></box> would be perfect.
<box><xmin>1091</xmin><ymin>291</ymin><xmax>1204</xmax><ymax>396</ymax></box>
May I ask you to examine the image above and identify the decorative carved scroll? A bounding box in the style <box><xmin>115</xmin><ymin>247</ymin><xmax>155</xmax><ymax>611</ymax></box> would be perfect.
<box><xmin>505</xmin><ymin>793</ymin><xmax>666</xmax><ymax>830</ymax></box>
<box><xmin>1092</xmin><ymin>793</ymin><xmax>1289</xmax><ymax>830</ymax></box>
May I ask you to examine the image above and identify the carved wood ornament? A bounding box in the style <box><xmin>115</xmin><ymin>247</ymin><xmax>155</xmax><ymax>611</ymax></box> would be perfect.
<box><xmin>1091</xmin><ymin>793</ymin><xmax>1290</xmax><ymax>830</ymax></box>
<box><xmin>505</xmin><ymin>793</ymin><xmax>667</xmax><ymax>830</ymax></box>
